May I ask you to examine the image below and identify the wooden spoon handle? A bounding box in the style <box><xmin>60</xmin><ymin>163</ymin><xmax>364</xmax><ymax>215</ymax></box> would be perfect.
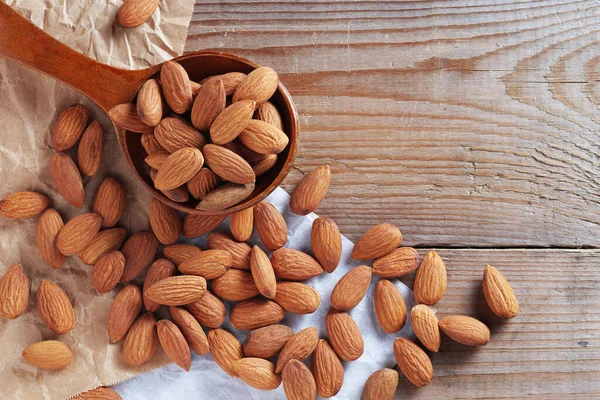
<box><xmin>0</xmin><ymin>3</ymin><xmax>157</xmax><ymax>111</ymax></box>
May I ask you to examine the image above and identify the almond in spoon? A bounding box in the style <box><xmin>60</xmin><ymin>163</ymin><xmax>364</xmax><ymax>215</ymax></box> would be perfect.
<box><xmin>160</xmin><ymin>60</ymin><xmax>193</xmax><ymax>114</ymax></box>
<box><xmin>191</xmin><ymin>78</ymin><xmax>226</xmax><ymax>131</ymax></box>
<box><xmin>154</xmin><ymin>147</ymin><xmax>204</xmax><ymax>191</ymax></box>
<box><xmin>136</xmin><ymin>78</ymin><xmax>163</xmax><ymax>127</ymax></box>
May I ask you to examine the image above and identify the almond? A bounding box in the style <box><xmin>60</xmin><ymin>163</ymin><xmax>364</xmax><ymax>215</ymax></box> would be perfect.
<box><xmin>203</xmin><ymin>144</ymin><xmax>256</xmax><ymax>184</ymax></box>
<box><xmin>271</xmin><ymin>248</ymin><xmax>323</xmax><ymax>281</ymax></box>
<box><xmin>141</xmin><ymin>131</ymin><xmax>166</xmax><ymax>154</ymax></box>
<box><xmin>191</xmin><ymin>79</ymin><xmax>226</xmax><ymax>131</ymax></box>
<box><xmin>50</xmin><ymin>153</ymin><xmax>85</xmax><ymax>208</ymax></box>
<box><xmin>439</xmin><ymin>315</ymin><xmax>490</xmax><ymax>346</ymax></box>
<box><xmin>276</xmin><ymin>327</ymin><xmax>319</xmax><ymax>373</ymax></box>
<box><xmin>230</xmin><ymin>206</ymin><xmax>254</xmax><ymax>242</ymax></box>
<box><xmin>255</xmin><ymin>101</ymin><xmax>283</xmax><ymax>130</ymax></box>
<box><xmin>92</xmin><ymin>251</ymin><xmax>126</xmax><ymax>294</ymax></box>
<box><xmin>56</xmin><ymin>213</ymin><xmax>102</xmax><ymax>256</ymax></box>
<box><xmin>37</xmin><ymin>280</ymin><xmax>76</xmax><ymax>334</ymax></box>
<box><xmin>313</xmin><ymin>339</ymin><xmax>344</xmax><ymax>398</ymax></box>
<box><xmin>413</xmin><ymin>251</ymin><xmax>447</xmax><ymax>305</ymax></box>
<box><xmin>360</xmin><ymin>368</ymin><xmax>398</xmax><ymax>400</ymax></box>
<box><xmin>197</xmin><ymin>182</ymin><xmax>255</xmax><ymax>212</ymax></box>
<box><xmin>234</xmin><ymin>358</ymin><xmax>282</xmax><ymax>390</ymax></box>
<box><xmin>187</xmin><ymin>168</ymin><xmax>219</xmax><ymax>200</ymax></box>
<box><xmin>108</xmin><ymin>285</ymin><xmax>142</xmax><ymax>343</ymax></box>
<box><xmin>230</xmin><ymin>298</ymin><xmax>284</xmax><ymax>330</ymax></box>
<box><xmin>243</xmin><ymin>324</ymin><xmax>293</xmax><ymax>359</ymax></box>
<box><xmin>372</xmin><ymin>247</ymin><xmax>419</xmax><ymax>278</ymax></box>
<box><xmin>222</xmin><ymin>141</ymin><xmax>265</xmax><ymax>164</ymax></box>
<box><xmin>77</xmin><ymin>228</ymin><xmax>127</xmax><ymax>265</ymax></box>
<box><xmin>0</xmin><ymin>264</ymin><xmax>30</xmax><ymax>319</ymax></box>
<box><xmin>483</xmin><ymin>265</ymin><xmax>519</xmax><ymax>318</ymax></box>
<box><xmin>252</xmin><ymin>154</ymin><xmax>278</xmax><ymax>177</ymax></box>
<box><xmin>145</xmin><ymin>275</ymin><xmax>207</xmax><ymax>306</ymax></box>
<box><xmin>185</xmin><ymin>290</ymin><xmax>226</xmax><ymax>328</ymax></box>
<box><xmin>149</xmin><ymin>198</ymin><xmax>182</xmax><ymax>245</ymax></box>
<box><xmin>163</xmin><ymin>244</ymin><xmax>202</xmax><ymax>266</ymax></box>
<box><xmin>207</xmin><ymin>328</ymin><xmax>244</xmax><ymax>377</ymax></box>
<box><xmin>374</xmin><ymin>279</ymin><xmax>407</xmax><ymax>334</ymax></box>
<box><xmin>233</xmin><ymin>67</ymin><xmax>279</xmax><ymax>105</ymax></box>
<box><xmin>154</xmin><ymin>118</ymin><xmax>206</xmax><ymax>153</ymax></box>
<box><xmin>410</xmin><ymin>304</ymin><xmax>440</xmax><ymax>352</ymax></box>
<box><xmin>51</xmin><ymin>104</ymin><xmax>89</xmax><ymax>152</ymax></box>
<box><xmin>351</xmin><ymin>223</ymin><xmax>402</xmax><ymax>261</ymax></box>
<box><xmin>239</xmin><ymin>119</ymin><xmax>289</xmax><ymax>155</ymax></box>
<box><xmin>169</xmin><ymin>306</ymin><xmax>209</xmax><ymax>355</ymax></box>
<box><xmin>393</xmin><ymin>338</ymin><xmax>433</xmax><ymax>387</ymax></box>
<box><xmin>289</xmin><ymin>165</ymin><xmax>330</xmax><ymax>215</ymax></box>
<box><xmin>143</xmin><ymin>259</ymin><xmax>176</xmax><ymax>312</ymax></box>
<box><xmin>207</xmin><ymin>232</ymin><xmax>252</xmax><ymax>270</ymax></box>
<box><xmin>152</xmin><ymin>172</ymin><xmax>190</xmax><ymax>203</ymax></box>
<box><xmin>36</xmin><ymin>209</ymin><xmax>65</xmax><ymax>269</ymax></box>
<box><xmin>117</xmin><ymin>0</ymin><xmax>159</xmax><ymax>28</ymax></box>
<box><xmin>154</xmin><ymin>147</ymin><xmax>204</xmax><ymax>191</ymax></box>
<box><xmin>273</xmin><ymin>281</ymin><xmax>320</xmax><ymax>314</ymax></box>
<box><xmin>311</xmin><ymin>217</ymin><xmax>342</xmax><ymax>273</ymax></box>
<box><xmin>191</xmin><ymin>81</ymin><xmax>201</xmax><ymax>97</ymax></box>
<box><xmin>93</xmin><ymin>177</ymin><xmax>126</xmax><ymax>228</ymax></box>
<box><xmin>72</xmin><ymin>387</ymin><xmax>122</xmax><ymax>400</ymax></box>
<box><xmin>0</xmin><ymin>191</ymin><xmax>50</xmax><ymax>219</ymax></box>
<box><xmin>330</xmin><ymin>265</ymin><xmax>372</xmax><ymax>311</ymax></box>
<box><xmin>326</xmin><ymin>309</ymin><xmax>364</xmax><ymax>361</ymax></box>
<box><xmin>77</xmin><ymin>121</ymin><xmax>104</xmax><ymax>177</ymax></box>
<box><xmin>254</xmin><ymin>202</ymin><xmax>287</xmax><ymax>250</ymax></box>
<box><xmin>22</xmin><ymin>340</ymin><xmax>72</xmax><ymax>370</ymax></box>
<box><xmin>160</xmin><ymin>61</ymin><xmax>193</xmax><ymax>114</ymax></box>
<box><xmin>178</xmin><ymin>249</ymin><xmax>231</xmax><ymax>279</ymax></box>
<box><xmin>210</xmin><ymin>100</ymin><xmax>256</xmax><ymax>144</ymax></box>
<box><xmin>183</xmin><ymin>213</ymin><xmax>227</xmax><ymax>238</ymax></box>
<box><xmin>282</xmin><ymin>359</ymin><xmax>317</xmax><ymax>400</ymax></box>
<box><xmin>157</xmin><ymin>319</ymin><xmax>192</xmax><ymax>371</ymax></box>
<box><xmin>145</xmin><ymin>152</ymin><xmax>169</xmax><ymax>169</ymax></box>
<box><xmin>122</xmin><ymin>312</ymin><xmax>158</xmax><ymax>366</ymax></box>
<box><xmin>108</xmin><ymin>103</ymin><xmax>153</xmax><ymax>133</ymax></box>
<box><xmin>136</xmin><ymin>79</ymin><xmax>163</xmax><ymax>126</ymax></box>
<box><xmin>120</xmin><ymin>231</ymin><xmax>158</xmax><ymax>282</ymax></box>
<box><xmin>250</xmin><ymin>246</ymin><xmax>277</xmax><ymax>299</ymax></box>
<box><xmin>202</xmin><ymin>72</ymin><xmax>247</xmax><ymax>96</ymax></box>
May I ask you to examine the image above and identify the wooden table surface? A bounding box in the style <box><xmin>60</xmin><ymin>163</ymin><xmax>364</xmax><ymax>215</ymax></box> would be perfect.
<box><xmin>185</xmin><ymin>1</ymin><xmax>600</xmax><ymax>398</ymax></box>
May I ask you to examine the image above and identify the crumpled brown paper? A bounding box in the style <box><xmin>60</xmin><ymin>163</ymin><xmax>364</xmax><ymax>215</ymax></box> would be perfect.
<box><xmin>0</xmin><ymin>1</ymin><xmax>195</xmax><ymax>398</ymax></box>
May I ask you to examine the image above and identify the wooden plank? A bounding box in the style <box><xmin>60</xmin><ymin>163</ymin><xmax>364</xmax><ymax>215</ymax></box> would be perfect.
<box><xmin>186</xmin><ymin>0</ymin><xmax>600</xmax><ymax>247</ymax></box>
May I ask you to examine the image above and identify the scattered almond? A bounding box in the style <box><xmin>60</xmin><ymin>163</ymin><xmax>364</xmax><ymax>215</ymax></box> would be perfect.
<box><xmin>330</xmin><ymin>265</ymin><xmax>372</xmax><ymax>311</ymax></box>
<box><xmin>243</xmin><ymin>324</ymin><xmax>293</xmax><ymax>359</ymax></box>
<box><xmin>352</xmin><ymin>223</ymin><xmax>402</xmax><ymax>260</ymax></box>
<box><xmin>313</xmin><ymin>339</ymin><xmax>344</xmax><ymax>398</ymax></box>
<box><xmin>282</xmin><ymin>359</ymin><xmax>317</xmax><ymax>400</ymax></box>
<box><xmin>360</xmin><ymin>368</ymin><xmax>398</xmax><ymax>400</ymax></box>
<box><xmin>136</xmin><ymin>78</ymin><xmax>163</xmax><ymax>126</ymax></box>
<box><xmin>234</xmin><ymin>358</ymin><xmax>282</xmax><ymax>391</ymax></box>
<box><xmin>77</xmin><ymin>121</ymin><xmax>104</xmax><ymax>177</ymax></box>
<box><xmin>22</xmin><ymin>340</ymin><xmax>72</xmax><ymax>370</ymax></box>
<box><xmin>210</xmin><ymin>100</ymin><xmax>256</xmax><ymax>145</ymax></box>
<box><xmin>326</xmin><ymin>309</ymin><xmax>364</xmax><ymax>361</ymax></box>
<box><xmin>51</xmin><ymin>104</ymin><xmax>89</xmax><ymax>152</ymax></box>
<box><xmin>160</xmin><ymin>60</ymin><xmax>193</xmax><ymax>114</ymax></box>
<box><xmin>374</xmin><ymin>279</ymin><xmax>407</xmax><ymax>334</ymax></box>
<box><xmin>149</xmin><ymin>198</ymin><xmax>182</xmax><ymax>245</ymax></box>
<box><xmin>154</xmin><ymin>147</ymin><xmax>204</xmax><ymax>191</ymax></box>
<box><xmin>169</xmin><ymin>306</ymin><xmax>209</xmax><ymax>356</ymax></box>
<box><xmin>253</xmin><ymin>202</ymin><xmax>287</xmax><ymax>250</ymax></box>
<box><xmin>0</xmin><ymin>264</ymin><xmax>30</xmax><ymax>319</ymax></box>
<box><xmin>37</xmin><ymin>280</ymin><xmax>76</xmax><ymax>334</ymax></box>
<box><xmin>145</xmin><ymin>275</ymin><xmax>206</xmax><ymax>306</ymax></box>
<box><xmin>207</xmin><ymin>232</ymin><xmax>252</xmax><ymax>270</ymax></box>
<box><xmin>157</xmin><ymin>319</ymin><xmax>192</xmax><ymax>371</ymax></box>
<box><xmin>108</xmin><ymin>103</ymin><xmax>153</xmax><ymax>133</ymax></box>
<box><xmin>255</xmin><ymin>101</ymin><xmax>283</xmax><ymax>130</ymax></box>
<box><xmin>230</xmin><ymin>298</ymin><xmax>284</xmax><ymax>330</ymax></box>
<box><xmin>92</xmin><ymin>251</ymin><xmax>126</xmax><ymax>294</ymax></box>
<box><xmin>289</xmin><ymin>165</ymin><xmax>330</xmax><ymax>215</ymax></box>
<box><xmin>311</xmin><ymin>217</ymin><xmax>342</xmax><ymax>273</ymax></box>
<box><xmin>230</xmin><ymin>206</ymin><xmax>254</xmax><ymax>242</ymax></box>
<box><xmin>36</xmin><ymin>209</ymin><xmax>65</xmax><ymax>269</ymax></box>
<box><xmin>196</xmin><ymin>182</ymin><xmax>255</xmax><ymax>212</ymax></box>
<box><xmin>191</xmin><ymin>78</ymin><xmax>226</xmax><ymax>131</ymax></box>
<box><xmin>232</xmin><ymin>67</ymin><xmax>279</xmax><ymax>105</ymax></box>
<box><xmin>413</xmin><ymin>250</ymin><xmax>447</xmax><ymax>305</ymax></box>
<box><xmin>372</xmin><ymin>247</ymin><xmax>419</xmax><ymax>278</ymax></box>
<box><xmin>187</xmin><ymin>168</ymin><xmax>219</xmax><ymax>200</ymax></box>
<box><xmin>393</xmin><ymin>338</ymin><xmax>433</xmax><ymax>387</ymax></box>
<box><xmin>185</xmin><ymin>290</ymin><xmax>226</xmax><ymax>328</ymax></box>
<box><xmin>250</xmin><ymin>246</ymin><xmax>277</xmax><ymax>299</ymax></box>
<box><xmin>0</xmin><ymin>191</ymin><xmax>50</xmax><ymax>219</ymax></box>
<box><xmin>178</xmin><ymin>249</ymin><xmax>231</xmax><ymax>280</ymax></box>
<box><xmin>108</xmin><ymin>284</ymin><xmax>142</xmax><ymax>343</ymax></box>
<box><xmin>271</xmin><ymin>248</ymin><xmax>323</xmax><ymax>281</ymax></box>
<box><xmin>143</xmin><ymin>259</ymin><xmax>176</xmax><ymax>312</ymax></box>
<box><xmin>438</xmin><ymin>315</ymin><xmax>490</xmax><ymax>346</ymax></box>
<box><xmin>207</xmin><ymin>328</ymin><xmax>244</xmax><ymax>377</ymax></box>
<box><xmin>56</xmin><ymin>213</ymin><xmax>102</xmax><ymax>256</ymax></box>
<box><xmin>183</xmin><ymin>214</ymin><xmax>227</xmax><ymax>238</ymax></box>
<box><xmin>120</xmin><ymin>231</ymin><xmax>158</xmax><ymax>282</ymax></box>
<box><xmin>154</xmin><ymin>117</ymin><xmax>206</xmax><ymax>153</ymax></box>
<box><xmin>117</xmin><ymin>0</ymin><xmax>159</xmax><ymax>28</ymax></box>
<box><xmin>77</xmin><ymin>227</ymin><xmax>127</xmax><ymax>264</ymax></box>
<box><xmin>483</xmin><ymin>265</ymin><xmax>519</xmax><ymax>318</ymax></box>
<box><xmin>203</xmin><ymin>144</ymin><xmax>256</xmax><ymax>184</ymax></box>
<box><xmin>164</xmin><ymin>244</ymin><xmax>202</xmax><ymax>266</ymax></box>
<box><xmin>273</xmin><ymin>281</ymin><xmax>320</xmax><ymax>314</ymax></box>
<box><xmin>122</xmin><ymin>312</ymin><xmax>158</xmax><ymax>367</ymax></box>
<box><xmin>93</xmin><ymin>177</ymin><xmax>126</xmax><ymax>228</ymax></box>
<box><xmin>239</xmin><ymin>119</ymin><xmax>289</xmax><ymax>155</ymax></box>
<box><xmin>276</xmin><ymin>327</ymin><xmax>319</xmax><ymax>373</ymax></box>
<box><xmin>72</xmin><ymin>387</ymin><xmax>122</xmax><ymax>400</ymax></box>
<box><xmin>410</xmin><ymin>304</ymin><xmax>440</xmax><ymax>352</ymax></box>
<box><xmin>50</xmin><ymin>152</ymin><xmax>85</xmax><ymax>208</ymax></box>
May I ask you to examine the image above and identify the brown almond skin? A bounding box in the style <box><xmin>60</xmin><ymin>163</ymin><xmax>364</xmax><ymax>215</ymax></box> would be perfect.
<box><xmin>77</xmin><ymin>227</ymin><xmax>127</xmax><ymax>265</ymax></box>
<box><xmin>232</xmin><ymin>67</ymin><xmax>279</xmax><ymax>105</ymax></box>
<box><xmin>154</xmin><ymin>118</ymin><xmax>206</xmax><ymax>153</ymax></box>
<box><xmin>191</xmin><ymin>78</ymin><xmax>226</xmax><ymax>131</ymax></box>
<box><xmin>0</xmin><ymin>264</ymin><xmax>30</xmax><ymax>319</ymax></box>
<box><xmin>141</xmin><ymin>131</ymin><xmax>166</xmax><ymax>154</ymax></box>
<box><xmin>234</xmin><ymin>358</ymin><xmax>282</xmax><ymax>390</ymax></box>
<box><xmin>311</xmin><ymin>217</ymin><xmax>342</xmax><ymax>273</ymax></box>
<box><xmin>118</xmin><ymin>0</ymin><xmax>159</xmax><ymax>28</ymax></box>
<box><xmin>483</xmin><ymin>265</ymin><xmax>519</xmax><ymax>318</ymax></box>
<box><xmin>149</xmin><ymin>198</ymin><xmax>182</xmax><ymax>245</ymax></box>
<box><xmin>222</xmin><ymin>141</ymin><xmax>265</xmax><ymax>164</ymax></box>
<box><xmin>154</xmin><ymin>147</ymin><xmax>204</xmax><ymax>191</ymax></box>
<box><xmin>78</xmin><ymin>121</ymin><xmax>104</xmax><ymax>177</ymax></box>
<box><xmin>207</xmin><ymin>329</ymin><xmax>244</xmax><ymax>377</ymax></box>
<box><xmin>372</xmin><ymin>247</ymin><xmax>419</xmax><ymax>278</ymax></box>
<box><xmin>273</xmin><ymin>282</ymin><xmax>320</xmax><ymax>314</ymax></box>
<box><xmin>439</xmin><ymin>315</ymin><xmax>490</xmax><ymax>346</ymax></box>
<box><xmin>352</xmin><ymin>223</ymin><xmax>402</xmax><ymax>261</ymax></box>
<box><xmin>157</xmin><ymin>320</ymin><xmax>192</xmax><ymax>371</ymax></box>
<box><xmin>252</xmin><ymin>154</ymin><xmax>278</xmax><ymax>177</ymax></box>
<box><xmin>203</xmin><ymin>144</ymin><xmax>256</xmax><ymax>184</ymax></box>
<box><xmin>254</xmin><ymin>202</ymin><xmax>287</xmax><ymax>250</ymax></box>
<box><xmin>250</xmin><ymin>246</ymin><xmax>277</xmax><ymax>299</ymax></box>
<box><xmin>169</xmin><ymin>306</ymin><xmax>209</xmax><ymax>356</ymax></box>
<box><xmin>187</xmin><ymin>168</ymin><xmax>219</xmax><ymax>200</ymax></box>
<box><xmin>136</xmin><ymin>79</ymin><xmax>163</xmax><ymax>127</ymax></box>
<box><xmin>276</xmin><ymin>327</ymin><xmax>319</xmax><ymax>373</ymax></box>
<box><xmin>230</xmin><ymin>206</ymin><xmax>254</xmax><ymax>242</ymax></box>
<box><xmin>36</xmin><ymin>209</ymin><xmax>65</xmax><ymax>269</ymax></box>
<box><xmin>313</xmin><ymin>339</ymin><xmax>344</xmax><ymax>398</ymax></box>
<box><xmin>289</xmin><ymin>165</ymin><xmax>330</xmax><ymax>215</ymax></box>
<box><xmin>239</xmin><ymin>119</ymin><xmax>289</xmax><ymax>155</ymax></box>
<box><xmin>160</xmin><ymin>61</ymin><xmax>193</xmax><ymax>114</ymax></box>
<box><xmin>410</xmin><ymin>304</ymin><xmax>440</xmax><ymax>352</ymax></box>
<box><xmin>185</xmin><ymin>290</ymin><xmax>226</xmax><ymax>328</ymax></box>
<box><xmin>196</xmin><ymin>183</ymin><xmax>255</xmax><ymax>212</ymax></box>
<box><xmin>255</xmin><ymin>101</ymin><xmax>283</xmax><ymax>130</ymax></box>
<box><xmin>271</xmin><ymin>248</ymin><xmax>323</xmax><ymax>281</ymax></box>
<box><xmin>145</xmin><ymin>152</ymin><xmax>169</xmax><ymax>170</ymax></box>
<box><xmin>202</xmin><ymin>72</ymin><xmax>247</xmax><ymax>96</ymax></box>
<box><xmin>122</xmin><ymin>313</ymin><xmax>158</xmax><ymax>367</ymax></box>
<box><xmin>326</xmin><ymin>309</ymin><xmax>364</xmax><ymax>361</ymax></box>
<box><xmin>243</xmin><ymin>324</ymin><xmax>293</xmax><ymax>359</ymax></box>
<box><xmin>282</xmin><ymin>359</ymin><xmax>317</xmax><ymax>400</ymax></box>
<box><xmin>108</xmin><ymin>103</ymin><xmax>153</xmax><ymax>133</ymax></box>
<box><xmin>52</xmin><ymin>104</ymin><xmax>89</xmax><ymax>152</ymax></box>
<box><xmin>93</xmin><ymin>177</ymin><xmax>126</xmax><ymax>228</ymax></box>
<box><xmin>72</xmin><ymin>387</ymin><xmax>122</xmax><ymax>400</ymax></box>
<box><xmin>37</xmin><ymin>280</ymin><xmax>76</xmax><ymax>334</ymax></box>
<box><xmin>183</xmin><ymin>214</ymin><xmax>227</xmax><ymax>238</ymax></box>
<box><xmin>361</xmin><ymin>368</ymin><xmax>398</xmax><ymax>400</ymax></box>
<box><xmin>0</xmin><ymin>191</ymin><xmax>50</xmax><ymax>219</ymax></box>
<box><xmin>374</xmin><ymin>279</ymin><xmax>407</xmax><ymax>334</ymax></box>
<box><xmin>393</xmin><ymin>338</ymin><xmax>433</xmax><ymax>387</ymax></box>
<box><xmin>92</xmin><ymin>251</ymin><xmax>126</xmax><ymax>294</ymax></box>
<box><xmin>210</xmin><ymin>100</ymin><xmax>256</xmax><ymax>145</ymax></box>
<box><xmin>143</xmin><ymin>259</ymin><xmax>176</xmax><ymax>312</ymax></box>
<box><xmin>207</xmin><ymin>232</ymin><xmax>252</xmax><ymax>270</ymax></box>
<box><xmin>414</xmin><ymin>250</ymin><xmax>447</xmax><ymax>305</ymax></box>
<box><xmin>178</xmin><ymin>250</ymin><xmax>231</xmax><ymax>280</ymax></box>
<box><xmin>22</xmin><ymin>340</ymin><xmax>72</xmax><ymax>370</ymax></box>
<box><xmin>120</xmin><ymin>231</ymin><xmax>158</xmax><ymax>282</ymax></box>
<box><xmin>108</xmin><ymin>285</ymin><xmax>142</xmax><ymax>343</ymax></box>
<box><xmin>145</xmin><ymin>275</ymin><xmax>207</xmax><ymax>306</ymax></box>
<box><xmin>330</xmin><ymin>265</ymin><xmax>372</xmax><ymax>312</ymax></box>
<box><xmin>163</xmin><ymin>244</ymin><xmax>202</xmax><ymax>266</ymax></box>
<box><xmin>50</xmin><ymin>153</ymin><xmax>85</xmax><ymax>208</ymax></box>
<box><xmin>229</xmin><ymin>298</ymin><xmax>284</xmax><ymax>330</ymax></box>
<box><xmin>56</xmin><ymin>213</ymin><xmax>102</xmax><ymax>256</ymax></box>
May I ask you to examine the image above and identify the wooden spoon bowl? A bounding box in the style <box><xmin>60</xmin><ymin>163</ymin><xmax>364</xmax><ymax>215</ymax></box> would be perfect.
<box><xmin>0</xmin><ymin>3</ymin><xmax>298</xmax><ymax>215</ymax></box>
